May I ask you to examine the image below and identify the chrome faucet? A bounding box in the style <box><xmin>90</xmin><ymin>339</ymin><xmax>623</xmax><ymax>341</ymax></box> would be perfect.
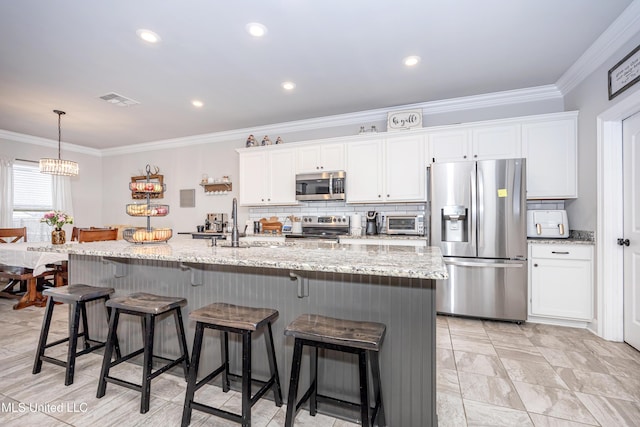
<box><xmin>231</xmin><ymin>197</ymin><xmax>239</xmax><ymax>247</ymax></box>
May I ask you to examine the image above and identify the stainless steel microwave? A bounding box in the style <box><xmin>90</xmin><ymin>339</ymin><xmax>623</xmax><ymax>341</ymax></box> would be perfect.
<box><xmin>295</xmin><ymin>171</ymin><xmax>346</xmax><ymax>201</ymax></box>
<box><xmin>386</xmin><ymin>214</ymin><xmax>425</xmax><ymax>235</ymax></box>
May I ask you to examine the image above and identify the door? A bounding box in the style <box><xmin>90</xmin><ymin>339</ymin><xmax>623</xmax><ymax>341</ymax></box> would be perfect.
<box><xmin>477</xmin><ymin>159</ymin><xmax>527</xmax><ymax>259</ymax></box>
<box><xmin>436</xmin><ymin>258</ymin><xmax>528</xmax><ymax>321</ymax></box>
<box><xmin>623</xmin><ymin>111</ymin><xmax>640</xmax><ymax>351</ymax></box>
<box><xmin>430</xmin><ymin>161</ymin><xmax>476</xmax><ymax>257</ymax></box>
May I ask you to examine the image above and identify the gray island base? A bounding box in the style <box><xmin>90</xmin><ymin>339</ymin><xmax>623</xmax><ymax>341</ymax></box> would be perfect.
<box><xmin>32</xmin><ymin>237</ymin><xmax>446</xmax><ymax>426</ymax></box>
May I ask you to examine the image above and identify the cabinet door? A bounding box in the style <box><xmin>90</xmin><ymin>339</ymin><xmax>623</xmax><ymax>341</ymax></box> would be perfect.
<box><xmin>296</xmin><ymin>145</ymin><xmax>322</xmax><ymax>173</ymax></box>
<box><xmin>384</xmin><ymin>134</ymin><xmax>426</xmax><ymax>201</ymax></box>
<box><xmin>346</xmin><ymin>138</ymin><xmax>384</xmax><ymax>202</ymax></box>
<box><xmin>471</xmin><ymin>123</ymin><xmax>521</xmax><ymax>160</ymax></box>
<box><xmin>238</xmin><ymin>151</ymin><xmax>268</xmax><ymax>205</ymax></box>
<box><xmin>529</xmin><ymin>244</ymin><xmax>593</xmax><ymax>321</ymax></box>
<box><xmin>522</xmin><ymin>115</ymin><xmax>578</xmax><ymax>199</ymax></box>
<box><xmin>427</xmin><ymin>128</ymin><xmax>470</xmax><ymax>163</ymax></box>
<box><xmin>320</xmin><ymin>143</ymin><xmax>346</xmax><ymax>171</ymax></box>
<box><xmin>268</xmin><ymin>149</ymin><xmax>297</xmax><ymax>204</ymax></box>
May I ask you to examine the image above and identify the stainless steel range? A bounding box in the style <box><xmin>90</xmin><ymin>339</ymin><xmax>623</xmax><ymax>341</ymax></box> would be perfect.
<box><xmin>285</xmin><ymin>215</ymin><xmax>350</xmax><ymax>240</ymax></box>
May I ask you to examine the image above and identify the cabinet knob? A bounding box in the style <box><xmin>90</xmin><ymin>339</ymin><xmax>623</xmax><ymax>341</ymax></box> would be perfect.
<box><xmin>463</xmin><ymin>155</ymin><xmax>467</xmax><ymax>159</ymax></box>
<box><xmin>378</xmin><ymin>195</ymin><xmax>381</xmax><ymax>198</ymax></box>
<box><xmin>387</xmin><ymin>194</ymin><xmax>390</xmax><ymax>197</ymax></box>
<box><xmin>534</xmin><ymin>263</ymin><xmax>538</xmax><ymax>267</ymax></box>
<box><xmin>474</xmin><ymin>154</ymin><xmax>478</xmax><ymax>158</ymax></box>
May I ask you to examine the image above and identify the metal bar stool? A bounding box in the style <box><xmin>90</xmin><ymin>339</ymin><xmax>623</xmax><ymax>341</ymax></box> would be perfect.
<box><xmin>97</xmin><ymin>292</ymin><xmax>190</xmax><ymax>414</ymax></box>
<box><xmin>284</xmin><ymin>314</ymin><xmax>386</xmax><ymax>427</ymax></box>
<box><xmin>181</xmin><ymin>302</ymin><xmax>283</xmax><ymax>427</ymax></box>
<box><xmin>33</xmin><ymin>284</ymin><xmax>119</xmax><ymax>386</ymax></box>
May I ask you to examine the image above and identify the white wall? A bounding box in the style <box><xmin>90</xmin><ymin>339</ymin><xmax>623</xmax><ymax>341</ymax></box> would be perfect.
<box><xmin>564</xmin><ymin>33</ymin><xmax>640</xmax><ymax>232</ymax></box>
<box><xmin>1</xmin><ymin>138</ymin><xmax>103</xmax><ymax>227</ymax></box>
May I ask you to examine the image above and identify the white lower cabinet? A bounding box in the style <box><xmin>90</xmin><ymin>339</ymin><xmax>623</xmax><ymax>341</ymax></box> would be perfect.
<box><xmin>528</xmin><ymin>243</ymin><xmax>593</xmax><ymax>322</ymax></box>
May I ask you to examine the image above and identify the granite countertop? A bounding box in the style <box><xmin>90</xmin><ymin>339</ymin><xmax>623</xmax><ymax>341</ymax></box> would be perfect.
<box><xmin>28</xmin><ymin>235</ymin><xmax>447</xmax><ymax>280</ymax></box>
<box><xmin>527</xmin><ymin>238</ymin><xmax>594</xmax><ymax>246</ymax></box>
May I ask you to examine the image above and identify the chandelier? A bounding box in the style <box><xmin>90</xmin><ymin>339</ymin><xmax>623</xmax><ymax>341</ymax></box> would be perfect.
<box><xmin>39</xmin><ymin>110</ymin><xmax>79</xmax><ymax>176</ymax></box>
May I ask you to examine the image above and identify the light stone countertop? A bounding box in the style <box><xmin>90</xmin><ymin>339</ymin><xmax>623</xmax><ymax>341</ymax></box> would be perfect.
<box><xmin>29</xmin><ymin>235</ymin><xmax>447</xmax><ymax>280</ymax></box>
<box><xmin>527</xmin><ymin>238</ymin><xmax>594</xmax><ymax>246</ymax></box>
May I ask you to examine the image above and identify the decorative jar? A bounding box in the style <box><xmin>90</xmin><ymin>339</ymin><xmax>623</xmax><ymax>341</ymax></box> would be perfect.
<box><xmin>51</xmin><ymin>228</ymin><xmax>66</xmax><ymax>245</ymax></box>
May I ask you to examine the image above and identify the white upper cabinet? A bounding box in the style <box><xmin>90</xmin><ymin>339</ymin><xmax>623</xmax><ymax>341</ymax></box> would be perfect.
<box><xmin>427</xmin><ymin>128</ymin><xmax>470</xmax><ymax>163</ymax></box>
<box><xmin>384</xmin><ymin>133</ymin><xmax>426</xmax><ymax>202</ymax></box>
<box><xmin>471</xmin><ymin>123</ymin><xmax>521</xmax><ymax>160</ymax></box>
<box><xmin>346</xmin><ymin>133</ymin><xmax>426</xmax><ymax>203</ymax></box>
<box><xmin>238</xmin><ymin>147</ymin><xmax>297</xmax><ymax>205</ymax></box>
<box><xmin>522</xmin><ymin>112</ymin><xmax>578</xmax><ymax>199</ymax></box>
<box><xmin>346</xmin><ymin>137</ymin><xmax>384</xmax><ymax>203</ymax></box>
<box><xmin>296</xmin><ymin>142</ymin><xmax>345</xmax><ymax>173</ymax></box>
<box><xmin>428</xmin><ymin>123</ymin><xmax>520</xmax><ymax>163</ymax></box>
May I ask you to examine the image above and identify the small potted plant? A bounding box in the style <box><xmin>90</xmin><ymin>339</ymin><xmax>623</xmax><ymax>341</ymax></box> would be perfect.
<box><xmin>41</xmin><ymin>211</ymin><xmax>74</xmax><ymax>244</ymax></box>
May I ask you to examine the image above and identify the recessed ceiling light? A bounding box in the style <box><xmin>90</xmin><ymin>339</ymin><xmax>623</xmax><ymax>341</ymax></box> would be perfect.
<box><xmin>403</xmin><ymin>55</ymin><xmax>421</xmax><ymax>67</ymax></box>
<box><xmin>282</xmin><ymin>81</ymin><xmax>296</xmax><ymax>91</ymax></box>
<box><xmin>246</xmin><ymin>22</ymin><xmax>267</xmax><ymax>38</ymax></box>
<box><xmin>137</xmin><ymin>29</ymin><xmax>161</xmax><ymax>44</ymax></box>
<box><xmin>191</xmin><ymin>100</ymin><xmax>204</xmax><ymax>108</ymax></box>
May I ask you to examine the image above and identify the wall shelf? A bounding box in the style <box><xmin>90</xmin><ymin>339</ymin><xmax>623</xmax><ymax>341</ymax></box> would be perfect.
<box><xmin>200</xmin><ymin>182</ymin><xmax>232</xmax><ymax>194</ymax></box>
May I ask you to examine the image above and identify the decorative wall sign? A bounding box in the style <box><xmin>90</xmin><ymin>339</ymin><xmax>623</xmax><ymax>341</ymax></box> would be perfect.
<box><xmin>608</xmin><ymin>43</ymin><xmax>640</xmax><ymax>100</ymax></box>
<box><xmin>387</xmin><ymin>109</ymin><xmax>423</xmax><ymax>131</ymax></box>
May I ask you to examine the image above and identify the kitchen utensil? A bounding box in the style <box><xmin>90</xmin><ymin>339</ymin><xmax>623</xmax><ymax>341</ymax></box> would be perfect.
<box><xmin>366</xmin><ymin>211</ymin><xmax>378</xmax><ymax>235</ymax></box>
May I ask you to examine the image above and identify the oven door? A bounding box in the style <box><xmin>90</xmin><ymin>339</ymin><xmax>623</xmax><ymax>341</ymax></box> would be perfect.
<box><xmin>386</xmin><ymin>216</ymin><xmax>418</xmax><ymax>235</ymax></box>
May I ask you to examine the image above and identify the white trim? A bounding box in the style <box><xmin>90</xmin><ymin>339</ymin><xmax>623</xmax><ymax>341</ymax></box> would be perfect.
<box><xmin>0</xmin><ymin>129</ymin><xmax>101</xmax><ymax>157</ymax></box>
<box><xmin>557</xmin><ymin>0</ymin><xmax>640</xmax><ymax>95</ymax></box>
<box><xmin>597</xmin><ymin>88</ymin><xmax>640</xmax><ymax>341</ymax></box>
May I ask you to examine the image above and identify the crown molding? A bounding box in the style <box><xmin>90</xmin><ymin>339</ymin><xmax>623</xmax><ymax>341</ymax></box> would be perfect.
<box><xmin>101</xmin><ymin>84</ymin><xmax>562</xmax><ymax>156</ymax></box>
<box><xmin>556</xmin><ymin>0</ymin><xmax>640</xmax><ymax>95</ymax></box>
<box><xmin>0</xmin><ymin>129</ymin><xmax>101</xmax><ymax>156</ymax></box>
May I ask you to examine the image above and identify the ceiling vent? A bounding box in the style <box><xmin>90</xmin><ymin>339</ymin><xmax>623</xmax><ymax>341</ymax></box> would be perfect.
<box><xmin>99</xmin><ymin>92</ymin><xmax>140</xmax><ymax>107</ymax></box>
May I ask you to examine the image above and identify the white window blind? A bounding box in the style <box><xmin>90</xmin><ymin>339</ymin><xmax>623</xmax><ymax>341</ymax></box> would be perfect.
<box><xmin>13</xmin><ymin>162</ymin><xmax>52</xmax><ymax>211</ymax></box>
<box><xmin>12</xmin><ymin>162</ymin><xmax>53</xmax><ymax>242</ymax></box>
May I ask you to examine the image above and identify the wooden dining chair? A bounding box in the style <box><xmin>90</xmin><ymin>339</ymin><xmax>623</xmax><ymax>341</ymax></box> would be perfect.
<box><xmin>0</xmin><ymin>227</ymin><xmax>29</xmax><ymax>297</ymax></box>
<box><xmin>77</xmin><ymin>228</ymin><xmax>118</xmax><ymax>243</ymax></box>
<box><xmin>0</xmin><ymin>227</ymin><xmax>27</xmax><ymax>243</ymax></box>
<box><xmin>72</xmin><ymin>227</ymin><xmax>115</xmax><ymax>241</ymax></box>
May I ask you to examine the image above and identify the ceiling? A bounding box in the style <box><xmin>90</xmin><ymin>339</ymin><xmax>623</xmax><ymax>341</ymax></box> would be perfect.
<box><xmin>0</xmin><ymin>0</ymin><xmax>635</xmax><ymax>150</ymax></box>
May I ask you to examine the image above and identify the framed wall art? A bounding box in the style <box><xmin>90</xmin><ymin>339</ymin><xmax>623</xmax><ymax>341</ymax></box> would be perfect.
<box><xmin>608</xmin><ymin>43</ymin><xmax>640</xmax><ymax>100</ymax></box>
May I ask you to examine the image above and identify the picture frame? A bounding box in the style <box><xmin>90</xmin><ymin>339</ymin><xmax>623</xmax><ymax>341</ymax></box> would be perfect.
<box><xmin>387</xmin><ymin>109</ymin><xmax>422</xmax><ymax>131</ymax></box>
<box><xmin>608</xmin><ymin>43</ymin><xmax>640</xmax><ymax>100</ymax></box>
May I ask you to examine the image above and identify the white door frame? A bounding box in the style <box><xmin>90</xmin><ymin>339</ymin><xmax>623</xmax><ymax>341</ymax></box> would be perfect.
<box><xmin>597</xmin><ymin>89</ymin><xmax>640</xmax><ymax>341</ymax></box>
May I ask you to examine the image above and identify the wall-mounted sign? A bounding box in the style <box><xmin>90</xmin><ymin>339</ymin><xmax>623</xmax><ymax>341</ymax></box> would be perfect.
<box><xmin>608</xmin><ymin>43</ymin><xmax>640</xmax><ymax>100</ymax></box>
<box><xmin>387</xmin><ymin>109</ymin><xmax>422</xmax><ymax>131</ymax></box>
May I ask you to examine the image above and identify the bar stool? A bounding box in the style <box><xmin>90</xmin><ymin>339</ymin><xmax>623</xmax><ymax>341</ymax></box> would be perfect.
<box><xmin>284</xmin><ymin>314</ymin><xmax>386</xmax><ymax>427</ymax></box>
<box><xmin>181</xmin><ymin>302</ymin><xmax>283</xmax><ymax>427</ymax></box>
<box><xmin>33</xmin><ymin>284</ymin><xmax>119</xmax><ymax>386</ymax></box>
<box><xmin>97</xmin><ymin>292</ymin><xmax>190</xmax><ymax>414</ymax></box>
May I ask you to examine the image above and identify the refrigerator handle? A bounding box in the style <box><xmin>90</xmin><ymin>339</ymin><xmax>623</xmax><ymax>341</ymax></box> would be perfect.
<box><xmin>470</xmin><ymin>166</ymin><xmax>478</xmax><ymax>254</ymax></box>
<box><xmin>446</xmin><ymin>260</ymin><xmax>524</xmax><ymax>268</ymax></box>
<box><xmin>476</xmin><ymin>165</ymin><xmax>483</xmax><ymax>250</ymax></box>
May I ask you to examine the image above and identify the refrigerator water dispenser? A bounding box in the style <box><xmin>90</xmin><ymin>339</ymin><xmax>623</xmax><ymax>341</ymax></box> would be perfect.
<box><xmin>441</xmin><ymin>205</ymin><xmax>468</xmax><ymax>242</ymax></box>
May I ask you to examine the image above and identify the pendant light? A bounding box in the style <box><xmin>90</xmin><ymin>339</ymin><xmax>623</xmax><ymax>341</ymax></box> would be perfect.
<box><xmin>39</xmin><ymin>109</ymin><xmax>79</xmax><ymax>176</ymax></box>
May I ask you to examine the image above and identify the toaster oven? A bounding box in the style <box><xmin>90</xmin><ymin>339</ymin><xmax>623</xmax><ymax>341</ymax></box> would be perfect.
<box><xmin>385</xmin><ymin>214</ymin><xmax>425</xmax><ymax>236</ymax></box>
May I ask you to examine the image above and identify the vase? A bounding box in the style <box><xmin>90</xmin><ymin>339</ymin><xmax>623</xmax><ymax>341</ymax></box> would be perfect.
<box><xmin>51</xmin><ymin>228</ymin><xmax>66</xmax><ymax>245</ymax></box>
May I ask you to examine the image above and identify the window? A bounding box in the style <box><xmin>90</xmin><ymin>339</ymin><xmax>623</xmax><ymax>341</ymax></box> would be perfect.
<box><xmin>12</xmin><ymin>161</ymin><xmax>53</xmax><ymax>242</ymax></box>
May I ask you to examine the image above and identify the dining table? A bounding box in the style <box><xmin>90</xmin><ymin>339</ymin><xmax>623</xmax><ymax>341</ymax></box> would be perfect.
<box><xmin>0</xmin><ymin>242</ymin><xmax>68</xmax><ymax>309</ymax></box>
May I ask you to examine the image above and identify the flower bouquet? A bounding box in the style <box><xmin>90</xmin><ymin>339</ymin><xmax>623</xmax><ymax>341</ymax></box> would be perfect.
<box><xmin>41</xmin><ymin>211</ymin><xmax>73</xmax><ymax>244</ymax></box>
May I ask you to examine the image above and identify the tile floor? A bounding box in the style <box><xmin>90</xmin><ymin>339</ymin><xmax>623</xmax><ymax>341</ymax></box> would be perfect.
<box><xmin>1</xmin><ymin>296</ymin><xmax>640</xmax><ymax>426</ymax></box>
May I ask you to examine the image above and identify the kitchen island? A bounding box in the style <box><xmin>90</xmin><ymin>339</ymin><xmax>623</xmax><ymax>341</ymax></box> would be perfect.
<box><xmin>30</xmin><ymin>236</ymin><xmax>446</xmax><ymax>426</ymax></box>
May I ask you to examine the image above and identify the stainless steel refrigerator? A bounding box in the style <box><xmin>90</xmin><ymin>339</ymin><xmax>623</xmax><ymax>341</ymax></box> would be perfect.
<box><xmin>430</xmin><ymin>158</ymin><xmax>527</xmax><ymax>322</ymax></box>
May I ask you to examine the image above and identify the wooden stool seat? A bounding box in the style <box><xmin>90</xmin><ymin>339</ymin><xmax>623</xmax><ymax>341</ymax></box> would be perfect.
<box><xmin>284</xmin><ymin>314</ymin><xmax>386</xmax><ymax>427</ymax></box>
<box><xmin>181</xmin><ymin>302</ymin><xmax>283</xmax><ymax>427</ymax></box>
<box><xmin>105</xmin><ymin>291</ymin><xmax>187</xmax><ymax>314</ymax></box>
<box><xmin>97</xmin><ymin>292</ymin><xmax>190</xmax><ymax>414</ymax></box>
<box><xmin>284</xmin><ymin>314</ymin><xmax>386</xmax><ymax>351</ymax></box>
<box><xmin>43</xmin><ymin>283</ymin><xmax>114</xmax><ymax>303</ymax></box>
<box><xmin>190</xmin><ymin>302</ymin><xmax>279</xmax><ymax>330</ymax></box>
<box><xmin>33</xmin><ymin>284</ymin><xmax>118</xmax><ymax>386</ymax></box>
